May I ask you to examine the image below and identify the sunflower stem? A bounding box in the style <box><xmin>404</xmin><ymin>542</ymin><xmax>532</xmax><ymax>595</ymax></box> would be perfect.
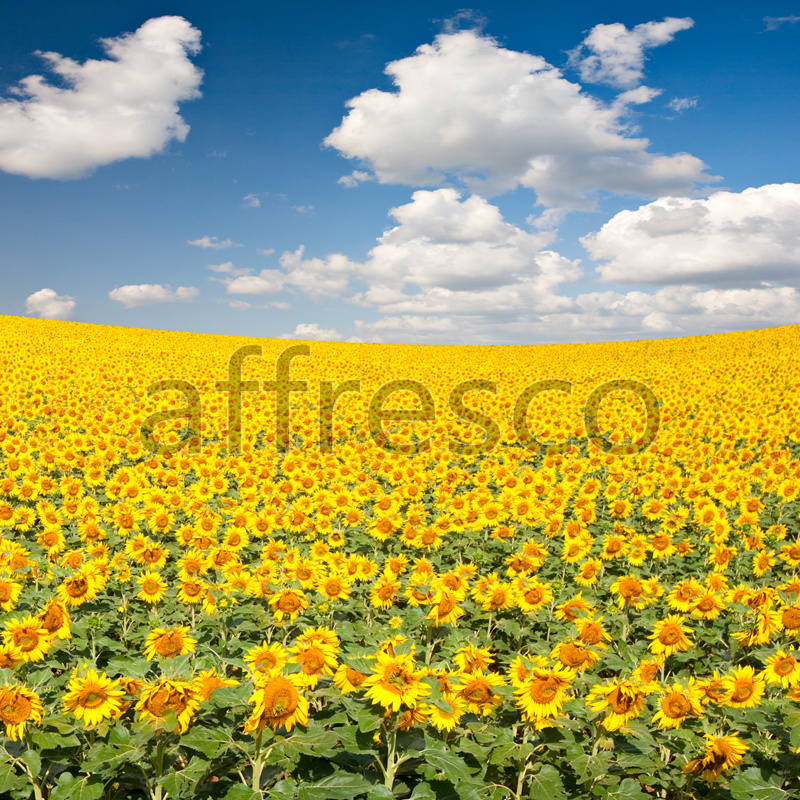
<box><xmin>251</xmin><ymin>729</ymin><xmax>264</xmax><ymax>792</ymax></box>
<box><xmin>384</xmin><ymin>711</ymin><xmax>400</xmax><ymax>789</ymax></box>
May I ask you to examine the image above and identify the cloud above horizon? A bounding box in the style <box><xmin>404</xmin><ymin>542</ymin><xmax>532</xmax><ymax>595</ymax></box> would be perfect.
<box><xmin>24</xmin><ymin>288</ymin><xmax>76</xmax><ymax>319</ymax></box>
<box><xmin>0</xmin><ymin>16</ymin><xmax>203</xmax><ymax>180</ymax></box>
<box><xmin>325</xmin><ymin>28</ymin><xmax>713</xmax><ymax>209</ymax></box>
<box><xmin>109</xmin><ymin>283</ymin><xmax>199</xmax><ymax>308</ymax></box>
<box><xmin>583</xmin><ymin>183</ymin><xmax>800</xmax><ymax>286</ymax></box>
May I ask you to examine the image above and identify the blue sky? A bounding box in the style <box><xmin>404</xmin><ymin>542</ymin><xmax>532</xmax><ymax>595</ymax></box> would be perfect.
<box><xmin>1</xmin><ymin>1</ymin><xmax>799</xmax><ymax>343</ymax></box>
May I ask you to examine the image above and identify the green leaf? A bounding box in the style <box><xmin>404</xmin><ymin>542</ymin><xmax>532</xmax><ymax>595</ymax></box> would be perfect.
<box><xmin>19</xmin><ymin>749</ymin><xmax>41</xmax><ymax>779</ymax></box>
<box><xmin>223</xmin><ymin>786</ymin><xmax>259</xmax><ymax>800</ymax></box>
<box><xmin>367</xmin><ymin>787</ymin><xmax>395</xmax><ymax>799</ymax></box>
<box><xmin>526</xmin><ymin>765</ymin><xmax>567</xmax><ymax>800</ymax></box>
<box><xmin>30</xmin><ymin>730</ymin><xmax>81</xmax><ymax>750</ymax></box>
<box><xmin>409</xmin><ymin>784</ymin><xmax>436</xmax><ymax>800</ymax></box>
<box><xmin>0</xmin><ymin>762</ymin><xmax>26</xmax><ymax>794</ymax></box>
<box><xmin>602</xmin><ymin>779</ymin><xmax>650</xmax><ymax>800</ymax></box>
<box><xmin>729</xmin><ymin>767</ymin><xmax>790</xmax><ymax>800</ymax></box>
<box><xmin>49</xmin><ymin>773</ymin><xmax>105</xmax><ymax>800</ymax></box>
<box><xmin>160</xmin><ymin>756</ymin><xmax>210</xmax><ymax>798</ymax></box>
<box><xmin>297</xmin><ymin>771</ymin><xmax>373</xmax><ymax>800</ymax></box>
<box><xmin>180</xmin><ymin>725</ymin><xmax>233</xmax><ymax>758</ymax></box>
<box><xmin>423</xmin><ymin>749</ymin><xmax>474</xmax><ymax>783</ymax></box>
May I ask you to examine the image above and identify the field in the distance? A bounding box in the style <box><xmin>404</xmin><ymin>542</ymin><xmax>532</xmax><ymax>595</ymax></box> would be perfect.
<box><xmin>0</xmin><ymin>314</ymin><xmax>799</xmax><ymax>800</ymax></box>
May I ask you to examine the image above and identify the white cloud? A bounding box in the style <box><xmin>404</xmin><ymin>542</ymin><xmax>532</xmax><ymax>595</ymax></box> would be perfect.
<box><xmin>257</xmin><ymin>248</ymin><xmax>275</xmax><ymax>257</ymax></box>
<box><xmin>25</xmin><ymin>288</ymin><xmax>75</xmax><ymax>319</ymax></box>
<box><xmin>764</xmin><ymin>16</ymin><xmax>800</xmax><ymax>31</ymax></box>
<box><xmin>283</xmin><ymin>323</ymin><xmax>342</xmax><ymax>341</ymax></box>
<box><xmin>0</xmin><ymin>17</ymin><xmax>202</xmax><ymax>179</ymax></box>
<box><xmin>569</xmin><ymin>18</ymin><xmax>694</xmax><ymax>89</ymax></box>
<box><xmin>338</xmin><ymin>170</ymin><xmax>374</xmax><ymax>188</ymax></box>
<box><xmin>207</xmin><ymin>262</ymin><xmax>252</xmax><ymax>277</ymax></box>
<box><xmin>188</xmin><ymin>236</ymin><xmax>244</xmax><ymax>249</ymax></box>
<box><xmin>109</xmin><ymin>284</ymin><xmax>199</xmax><ymax>308</ymax></box>
<box><xmin>221</xmin><ymin>298</ymin><xmax>290</xmax><ymax>311</ymax></box>
<box><xmin>224</xmin><ymin>270</ymin><xmax>287</xmax><ymax>296</ymax></box>
<box><xmin>667</xmin><ymin>96</ymin><xmax>698</xmax><ymax>113</ymax></box>
<box><xmin>242</xmin><ymin>194</ymin><xmax>261</xmax><ymax>208</ymax></box>
<box><xmin>291</xmin><ymin>204</ymin><xmax>314</xmax><ymax>215</ymax></box>
<box><xmin>582</xmin><ymin>183</ymin><xmax>800</xmax><ymax>285</ymax></box>
<box><xmin>324</xmin><ymin>29</ymin><xmax>713</xmax><ymax>208</ymax></box>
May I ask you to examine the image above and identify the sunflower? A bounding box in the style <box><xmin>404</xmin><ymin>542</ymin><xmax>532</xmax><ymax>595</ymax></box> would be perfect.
<box><xmin>648</xmin><ymin>615</ymin><xmax>693</xmax><ymax>658</ymax></box>
<box><xmin>720</xmin><ymin>665</ymin><xmax>765</xmax><ymax>709</ymax></box>
<box><xmin>551</xmin><ymin>640</ymin><xmax>601</xmax><ymax>672</ymax></box>
<box><xmin>574</xmin><ymin>616</ymin><xmax>611</xmax><ymax>649</ymax></box>
<box><xmin>515</xmin><ymin>665</ymin><xmax>574</xmax><ymax>721</ymax></box>
<box><xmin>0</xmin><ymin>644</ymin><xmax>22</xmax><ymax>670</ymax></box>
<box><xmin>143</xmin><ymin>626</ymin><xmax>197</xmax><ymax>660</ymax></box>
<box><xmin>363</xmin><ymin>651</ymin><xmax>430</xmax><ymax>712</ymax></box>
<box><xmin>683</xmin><ymin>733</ymin><xmax>749</xmax><ymax>783</ymax></box>
<box><xmin>177</xmin><ymin>578</ymin><xmax>207</xmax><ymax>604</ymax></box>
<box><xmin>454</xmin><ymin>644</ymin><xmax>494</xmax><ymax>674</ymax></box>
<box><xmin>0</xmin><ymin>685</ymin><xmax>43</xmax><ymax>740</ymax></box>
<box><xmin>652</xmin><ymin>683</ymin><xmax>703</xmax><ymax>729</ymax></box>
<box><xmin>587</xmin><ymin>679</ymin><xmax>648</xmax><ymax>731</ymax></box>
<box><xmin>245</xmin><ymin>641</ymin><xmax>289</xmax><ymax>677</ymax></box>
<box><xmin>244</xmin><ymin>673</ymin><xmax>308</xmax><ymax>733</ymax></box>
<box><xmin>427</xmin><ymin>588</ymin><xmax>464</xmax><ymax>625</ymax></box>
<box><xmin>370</xmin><ymin>574</ymin><xmax>402</xmax><ymax>610</ymax></box>
<box><xmin>135</xmin><ymin>678</ymin><xmax>201</xmax><ymax>733</ymax></box>
<box><xmin>269</xmin><ymin>588</ymin><xmax>309</xmax><ymax>622</ymax></box>
<box><xmin>62</xmin><ymin>668</ymin><xmax>125</xmax><ymax>727</ymax></box>
<box><xmin>317</xmin><ymin>574</ymin><xmax>352</xmax><ymax>602</ymax></box>
<box><xmin>333</xmin><ymin>663</ymin><xmax>369</xmax><ymax>694</ymax></box>
<box><xmin>454</xmin><ymin>670</ymin><xmax>506</xmax><ymax>716</ymax></box>
<box><xmin>689</xmin><ymin>593</ymin><xmax>726</xmax><ymax>620</ymax></box>
<box><xmin>289</xmin><ymin>640</ymin><xmax>338</xmax><ymax>688</ymax></box>
<box><xmin>554</xmin><ymin>592</ymin><xmax>595</xmax><ymax>623</ymax></box>
<box><xmin>0</xmin><ymin>578</ymin><xmax>22</xmax><ymax>613</ymax></box>
<box><xmin>428</xmin><ymin>694</ymin><xmax>466</xmax><ymax>732</ymax></box>
<box><xmin>37</xmin><ymin>598</ymin><xmax>71</xmax><ymax>640</ymax></box>
<box><xmin>514</xmin><ymin>578</ymin><xmax>553</xmax><ymax>613</ymax></box>
<box><xmin>136</xmin><ymin>571</ymin><xmax>168</xmax><ymax>604</ymax></box>
<box><xmin>764</xmin><ymin>650</ymin><xmax>800</xmax><ymax>688</ymax></box>
<box><xmin>194</xmin><ymin>668</ymin><xmax>239</xmax><ymax>701</ymax></box>
<box><xmin>2</xmin><ymin>616</ymin><xmax>52</xmax><ymax>662</ymax></box>
<box><xmin>56</xmin><ymin>571</ymin><xmax>99</xmax><ymax>607</ymax></box>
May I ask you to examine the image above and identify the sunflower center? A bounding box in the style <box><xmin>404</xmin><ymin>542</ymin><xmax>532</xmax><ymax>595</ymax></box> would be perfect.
<box><xmin>663</xmin><ymin>694</ymin><xmax>690</xmax><ymax>718</ymax></box>
<box><xmin>262</xmin><ymin>677</ymin><xmax>299</xmax><ymax>719</ymax></box>
<box><xmin>464</xmin><ymin>683</ymin><xmax>492</xmax><ymax>703</ymax></box>
<box><xmin>301</xmin><ymin>648</ymin><xmax>325</xmax><ymax>674</ymax></box>
<box><xmin>659</xmin><ymin>626</ymin><xmax>681</xmax><ymax>645</ymax></box>
<box><xmin>15</xmin><ymin>632</ymin><xmax>37</xmax><ymax>651</ymax></box>
<box><xmin>529</xmin><ymin>678</ymin><xmax>559</xmax><ymax>704</ymax></box>
<box><xmin>730</xmin><ymin>682</ymin><xmax>753</xmax><ymax>703</ymax></box>
<box><xmin>609</xmin><ymin>687</ymin><xmax>635</xmax><ymax>714</ymax></box>
<box><xmin>775</xmin><ymin>657</ymin><xmax>796</xmax><ymax>675</ymax></box>
<box><xmin>67</xmin><ymin>579</ymin><xmax>88</xmax><ymax>597</ymax></box>
<box><xmin>80</xmin><ymin>689</ymin><xmax>107</xmax><ymax>709</ymax></box>
<box><xmin>559</xmin><ymin>643</ymin><xmax>588</xmax><ymax>668</ymax></box>
<box><xmin>0</xmin><ymin>696</ymin><xmax>31</xmax><ymax>723</ymax></box>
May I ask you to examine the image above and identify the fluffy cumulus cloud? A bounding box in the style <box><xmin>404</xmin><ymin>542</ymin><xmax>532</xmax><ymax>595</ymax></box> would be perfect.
<box><xmin>109</xmin><ymin>284</ymin><xmax>199</xmax><ymax>308</ymax></box>
<box><xmin>324</xmin><ymin>29</ymin><xmax>711</xmax><ymax>208</ymax></box>
<box><xmin>24</xmin><ymin>288</ymin><xmax>75</xmax><ymax>319</ymax></box>
<box><xmin>282</xmin><ymin>323</ymin><xmax>343</xmax><ymax>341</ymax></box>
<box><xmin>569</xmin><ymin>18</ymin><xmax>694</xmax><ymax>89</ymax></box>
<box><xmin>0</xmin><ymin>17</ymin><xmax>203</xmax><ymax>179</ymax></box>
<box><xmin>583</xmin><ymin>183</ymin><xmax>800</xmax><ymax>286</ymax></box>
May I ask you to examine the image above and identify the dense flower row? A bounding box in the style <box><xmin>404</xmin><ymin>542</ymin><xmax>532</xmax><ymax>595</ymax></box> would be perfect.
<box><xmin>0</xmin><ymin>315</ymin><xmax>799</xmax><ymax>799</ymax></box>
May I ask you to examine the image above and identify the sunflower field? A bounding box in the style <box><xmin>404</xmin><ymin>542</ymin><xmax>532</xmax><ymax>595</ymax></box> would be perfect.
<box><xmin>1</xmin><ymin>314</ymin><xmax>800</xmax><ymax>800</ymax></box>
